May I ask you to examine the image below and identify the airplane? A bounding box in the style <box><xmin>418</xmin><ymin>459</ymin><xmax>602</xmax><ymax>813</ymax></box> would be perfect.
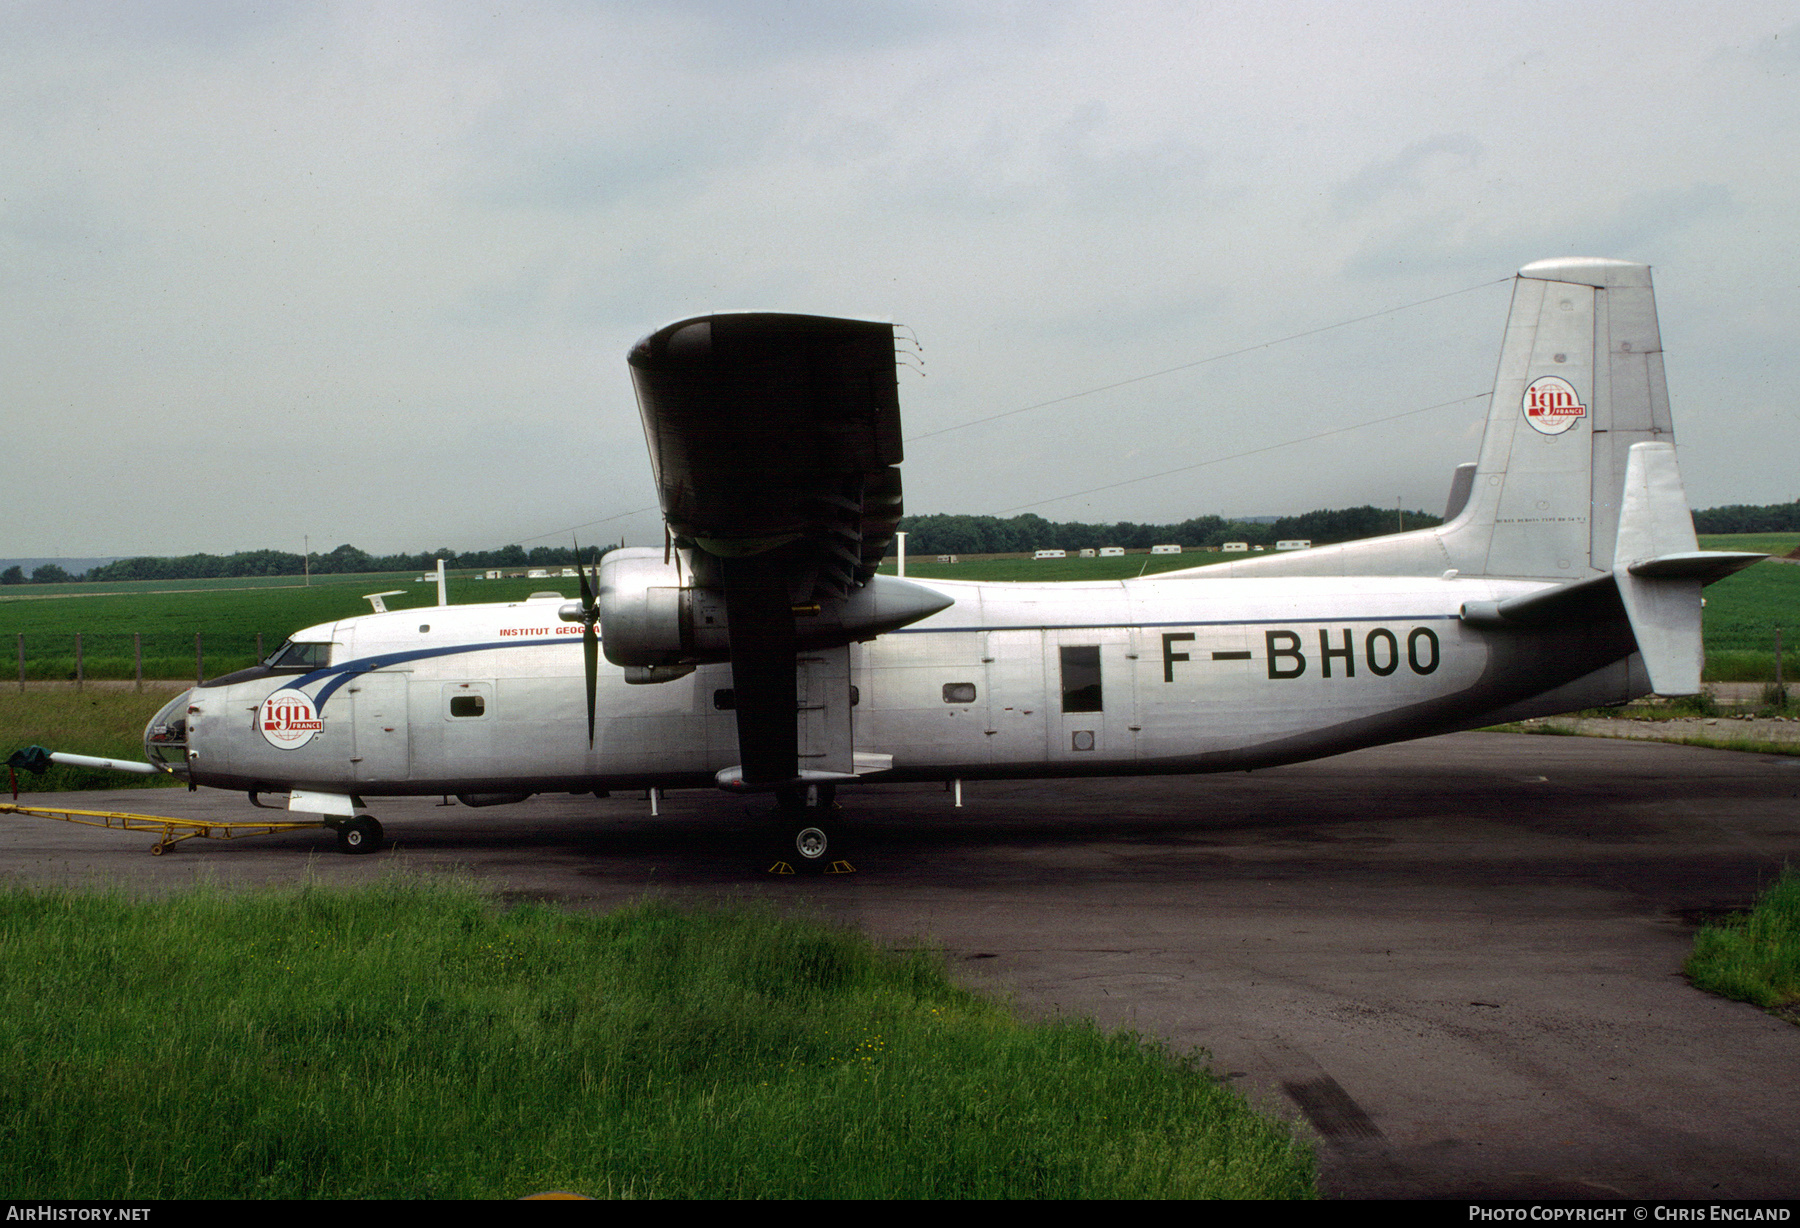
<box><xmin>100</xmin><ymin>256</ymin><xmax>1758</xmax><ymax>867</ymax></box>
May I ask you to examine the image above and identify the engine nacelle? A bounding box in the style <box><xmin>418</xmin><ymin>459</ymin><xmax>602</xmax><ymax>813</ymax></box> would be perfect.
<box><xmin>591</xmin><ymin>546</ymin><xmax>953</xmax><ymax>667</ymax></box>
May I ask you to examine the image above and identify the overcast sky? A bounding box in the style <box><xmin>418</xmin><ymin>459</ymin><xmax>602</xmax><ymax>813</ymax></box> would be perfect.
<box><xmin>4</xmin><ymin>1</ymin><xmax>1796</xmax><ymax>558</ymax></box>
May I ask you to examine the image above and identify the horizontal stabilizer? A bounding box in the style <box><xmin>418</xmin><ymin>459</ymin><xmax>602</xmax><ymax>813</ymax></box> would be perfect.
<box><xmin>1461</xmin><ymin>546</ymin><xmax>1765</xmax><ymax>631</ymax></box>
<box><xmin>1625</xmin><ymin>551</ymin><xmax>1765</xmax><ymax>582</ymax></box>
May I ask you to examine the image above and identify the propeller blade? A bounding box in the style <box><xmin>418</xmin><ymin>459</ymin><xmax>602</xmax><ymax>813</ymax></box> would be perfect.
<box><xmin>584</xmin><ymin>618</ymin><xmax>599</xmax><ymax>748</ymax></box>
<box><xmin>576</xmin><ymin>540</ymin><xmax>599</xmax><ymax>748</ymax></box>
<box><xmin>576</xmin><ymin>539</ymin><xmax>596</xmax><ymax>610</ymax></box>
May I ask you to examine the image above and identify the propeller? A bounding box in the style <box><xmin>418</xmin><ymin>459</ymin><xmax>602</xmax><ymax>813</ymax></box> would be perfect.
<box><xmin>574</xmin><ymin>541</ymin><xmax>601</xmax><ymax>747</ymax></box>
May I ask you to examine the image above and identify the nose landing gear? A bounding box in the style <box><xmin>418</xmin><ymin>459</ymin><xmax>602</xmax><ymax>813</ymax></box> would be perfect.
<box><xmin>336</xmin><ymin>813</ymin><xmax>385</xmax><ymax>855</ymax></box>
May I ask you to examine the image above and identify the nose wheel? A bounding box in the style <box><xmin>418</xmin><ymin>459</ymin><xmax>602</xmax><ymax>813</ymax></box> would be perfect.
<box><xmin>336</xmin><ymin>814</ymin><xmax>385</xmax><ymax>855</ymax></box>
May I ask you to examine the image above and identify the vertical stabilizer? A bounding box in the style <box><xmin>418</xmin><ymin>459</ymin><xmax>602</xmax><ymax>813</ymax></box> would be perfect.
<box><xmin>1443</xmin><ymin>257</ymin><xmax>1674</xmax><ymax>580</ymax></box>
<box><xmin>1200</xmin><ymin>258</ymin><xmax>1686</xmax><ymax>584</ymax></box>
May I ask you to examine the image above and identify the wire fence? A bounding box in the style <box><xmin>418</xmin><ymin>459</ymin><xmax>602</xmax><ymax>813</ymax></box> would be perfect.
<box><xmin>13</xmin><ymin>632</ymin><xmax>267</xmax><ymax>688</ymax></box>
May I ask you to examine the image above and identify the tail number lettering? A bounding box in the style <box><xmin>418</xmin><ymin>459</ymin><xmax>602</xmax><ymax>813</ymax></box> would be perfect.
<box><xmin>1263</xmin><ymin>627</ymin><xmax>1440</xmax><ymax>679</ymax></box>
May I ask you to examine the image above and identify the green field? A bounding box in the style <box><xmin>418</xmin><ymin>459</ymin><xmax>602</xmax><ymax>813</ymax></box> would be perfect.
<box><xmin>1</xmin><ymin>688</ymin><xmax>187</xmax><ymax>792</ymax></box>
<box><xmin>879</xmin><ymin>553</ymin><xmax>1220</xmax><ymax>582</ymax></box>
<box><xmin>1</xmin><ymin>574</ymin><xmax>576</xmax><ymax>682</ymax></box>
<box><xmin>1698</xmin><ymin>532</ymin><xmax>1800</xmax><ymax>558</ymax></box>
<box><xmin>0</xmin><ymin>879</ymin><xmax>1314</xmax><ymax>1199</ymax></box>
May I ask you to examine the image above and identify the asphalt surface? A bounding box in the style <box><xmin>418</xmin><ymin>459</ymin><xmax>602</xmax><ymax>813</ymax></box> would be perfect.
<box><xmin>4</xmin><ymin>730</ymin><xmax>1797</xmax><ymax>1200</ymax></box>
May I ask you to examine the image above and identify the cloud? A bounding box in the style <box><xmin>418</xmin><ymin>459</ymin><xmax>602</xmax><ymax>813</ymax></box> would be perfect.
<box><xmin>1333</xmin><ymin>135</ymin><xmax>1484</xmax><ymax>218</ymax></box>
<box><xmin>1342</xmin><ymin>183</ymin><xmax>1736</xmax><ymax>283</ymax></box>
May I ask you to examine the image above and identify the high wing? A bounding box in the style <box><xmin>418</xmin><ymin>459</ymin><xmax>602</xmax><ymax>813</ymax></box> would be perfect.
<box><xmin>621</xmin><ymin>313</ymin><xmax>949</xmax><ymax>793</ymax></box>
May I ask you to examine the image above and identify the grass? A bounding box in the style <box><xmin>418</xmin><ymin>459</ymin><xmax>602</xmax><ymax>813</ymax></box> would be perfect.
<box><xmin>1692</xmin><ymin>560</ymin><xmax>1800</xmax><ymax>655</ymax></box>
<box><xmin>1697</xmin><ymin>532</ymin><xmax>1800</xmax><ymax>558</ymax></box>
<box><xmin>1</xmin><ymin>687</ymin><xmax>188</xmax><ymax>792</ymax></box>
<box><xmin>0</xmin><ymin>878</ymin><xmax>1315</xmax><ymax>1199</ymax></box>
<box><xmin>0</xmin><ymin>574</ymin><xmax>574</xmax><ymax>682</ymax></box>
<box><xmin>1685</xmin><ymin>869</ymin><xmax>1800</xmax><ymax>1019</ymax></box>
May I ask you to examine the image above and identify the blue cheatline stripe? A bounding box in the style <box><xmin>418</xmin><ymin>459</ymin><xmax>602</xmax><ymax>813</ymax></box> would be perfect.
<box><xmin>293</xmin><ymin>639</ymin><xmax>558</xmax><ymax>707</ymax></box>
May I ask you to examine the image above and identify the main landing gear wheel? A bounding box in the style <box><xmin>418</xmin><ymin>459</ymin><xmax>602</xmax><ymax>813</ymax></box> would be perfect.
<box><xmin>792</xmin><ymin>821</ymin><xmax>834</xmax><ymax>866</ymax></box>
<box><xmin>770</xmin><ymin>784</ymin><xmax>848</xmax><ymax>874</ymax></box>
<box><xmin>337</xmin><ymin>814</ymin><xmax>385</xmax><ymax>855</ymax></box>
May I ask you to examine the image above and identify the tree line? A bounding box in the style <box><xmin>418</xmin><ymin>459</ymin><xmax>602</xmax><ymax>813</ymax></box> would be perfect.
<box><xmin>1690</xmin><ymin>500</ymin><xmax>1800</xmax><ymax>535</ymax></box>
<box><xmin>6</xmin><ymin>497</ymin><xmax>1794</xmax><ymax>584</ymax></box>
<box><xmin>894</xmin><ymin>506</ymin><xmax>1441</xmax><ymax>555</ymax></box>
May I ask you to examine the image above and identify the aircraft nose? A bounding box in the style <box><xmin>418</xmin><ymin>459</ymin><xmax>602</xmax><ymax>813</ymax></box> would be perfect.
<box><xmin>144</xmin><ymin>688</ymin><xmax>193</xmax><ymax>776</ymax></box>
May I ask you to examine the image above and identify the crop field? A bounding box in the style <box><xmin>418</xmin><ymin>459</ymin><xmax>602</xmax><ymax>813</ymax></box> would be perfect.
<box><xmin>878</xmin><ymin>553</ymin><xmax>1220</xmax><ymax>582</ymax></box>
<box><xmin>1</xmin><ymin>574</ymin><xmax>575</xmax><ymax>682</ymax></box>
<box><xmin>1697</xmin><ymin>532</ymin><xmax>1800</xmax><ymax>558</ymax></box>
<box><xmin>5</xmin><ymin>570</ymin><xmax>428</xmax><ymax>598</ymax></box>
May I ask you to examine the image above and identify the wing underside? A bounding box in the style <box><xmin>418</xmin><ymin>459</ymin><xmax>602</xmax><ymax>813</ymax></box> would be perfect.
<box><xmin>627</xmin><ymin>313</ymin><xmax>918</xmax><ymax>790</ymax></box>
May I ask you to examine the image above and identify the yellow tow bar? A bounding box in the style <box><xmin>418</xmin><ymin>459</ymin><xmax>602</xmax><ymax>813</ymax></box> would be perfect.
<box><xmin>0</xmin><ymin>801</ymin><xmax>330</xmax><ymax>855</ymax></box>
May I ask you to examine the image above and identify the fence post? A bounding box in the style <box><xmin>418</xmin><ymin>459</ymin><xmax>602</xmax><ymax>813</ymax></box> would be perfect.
<box><xmin>75</xmin><ymin>633</ymin><xmax>83</xmax><ymax>691</ymax></box>
<box><xmin>135</xmin><ymin>633</ymin><xmax>143</xmax><ymax>691</ymax></box>
<box><xmin>16</xmin><ymin>634</ymin><xmax>22</xmax><ymax>692</ymax></box>
<box><xmin>256</xmin><ymin>632</ymin><xmax>263</xmax><ymax>662</ymax></box>
<box><xmin>195</xmin><ymin>633</ymin><xmax>204</xmax><ymax>685</ymax></box>
<box><xmin>1777</xmin><ymin>627</ymin><xmax>1784</xmax><ymax>691</ymax></box>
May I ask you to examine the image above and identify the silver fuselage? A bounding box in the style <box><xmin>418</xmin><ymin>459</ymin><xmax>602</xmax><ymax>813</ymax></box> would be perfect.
<box><xmin>153</xmin><ymin>567</ymin><xmax>1644</xmax><ymax>799</ymax></box>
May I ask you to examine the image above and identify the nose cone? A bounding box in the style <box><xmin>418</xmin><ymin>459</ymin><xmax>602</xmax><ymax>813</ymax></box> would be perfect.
<box><xmin>144</xmin><ymin>689</ymin><xmax>192</xmax><ymax>775</ymax></box>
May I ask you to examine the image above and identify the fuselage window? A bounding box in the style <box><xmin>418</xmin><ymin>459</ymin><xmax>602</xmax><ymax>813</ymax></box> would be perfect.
<box><xmin>449</xmin><ymin>695</ymin><xmax>486</xmax><ymax>718</ymax></box>
<box><xmin>942</xmin><ymin>682</ymin><xmax>977</xmax><ymax>704</ymax></box>
<box><xmin>1060</xmin><ymin>645</ymin><xmax>1103</xmax><ymax>713</ymax></box>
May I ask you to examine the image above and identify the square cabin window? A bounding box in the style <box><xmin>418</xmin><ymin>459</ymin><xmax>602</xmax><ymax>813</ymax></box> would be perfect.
<box><xmin>942</xmin><ymin>682</ymin><xmax>977</xmax><ymax>704</ymax></box>
<box><xmin>449</xmin><ymin>695</ymin><xmax>486</xmax><ymax>718</ymax></box>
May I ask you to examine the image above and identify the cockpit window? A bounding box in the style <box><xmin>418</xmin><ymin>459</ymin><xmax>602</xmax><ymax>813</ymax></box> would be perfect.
<box><xmin>263</xmin><ymin>640</ymin><xmax>332</xmax><ymax>670</ymax></box>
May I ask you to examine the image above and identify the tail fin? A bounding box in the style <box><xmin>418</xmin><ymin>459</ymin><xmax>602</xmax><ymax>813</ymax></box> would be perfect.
<box><xmin>1210</xmin><ymin>257</ymin><xmax>1694</xmax><ymax>583</ymax></box>
<box><xmin>1441</xmin><ymin>257</ymin><xmax>1672</xmax><ymax>580</ymax></box>
<box><xmin>1446</xmin><ymin>260</ymin><xmax>1758</xmax><ymax>693</ymax></box>
<box><xmin>1199</xmin><ymin>257</ymin><xmax>1765</xmax><ymax>694</ymax></box>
